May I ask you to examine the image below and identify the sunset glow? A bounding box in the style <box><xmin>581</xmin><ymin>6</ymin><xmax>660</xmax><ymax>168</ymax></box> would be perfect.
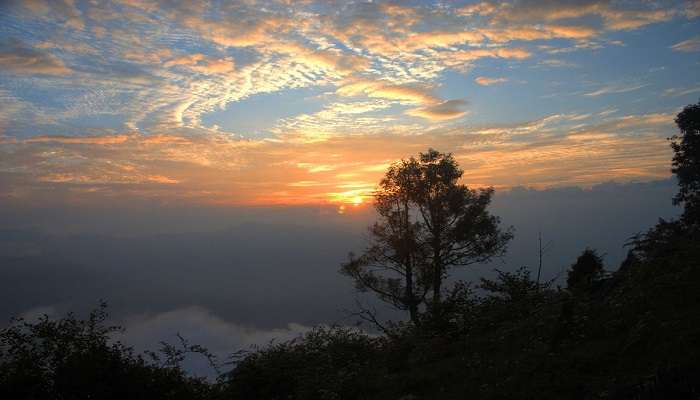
<box><xmin>0</xmin><ymin>1</ymin><xmax>698</xmax><ymax>206</ymax></box>
<box><xmin>1</xmin><ymin>2</ymin><xmax>699</xmax><ymax>392</ymax></box>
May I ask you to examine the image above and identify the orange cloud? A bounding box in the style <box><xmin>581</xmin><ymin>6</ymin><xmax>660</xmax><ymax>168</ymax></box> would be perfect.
<box><xmin>1</xmin><ymin>109</ymin><xmax>677</xmax><ymax>206</ymax></box>
<box><xmin>0</xmin><ymin>40</ymin><xmax>71</xmax><ymax>75</ymax></box>
<box><xmin>335</xmin><ymin>79</ymin><xmax>468</xmax><ymax>121</ymax></box>
<box><xmin>475</xmin><ymin>76</ymin><xmax>508</xmax><ymax>86</ymax></box>
<box><xmin>140</xmin><ymin>134</ymin><xmax>193</xmax><ymax>145</ymax></box>
<box><xmin>25</xmin><ymin>135</ymin><xmax>130</xmax><ymax>145</ymax></box>
<box><xmin>482</xmin><ymin>25</ymin><xmax>597</xmax><ymax>43</ymax></box>
<box><xmin>337</xmin><ymin>79</ymin><xmax>439</xmax><ymax>104</ymax></box>
<box><xmin>165</xmin><ymin>53</ymin><xmax>235</xmax><ymax>74</ymax></box>
<box><xmin>487</xmin><ymin>1</ymin><xmax>674</xmax><ymax>32</ymax></box>
<box><xmin>269</xmin><ymin>42</ymin><xmax>369</xmax><ymax>75</ymax></box>
<box><xmin>406</xmin><ymin>100</ymin><xmax>467</xmax><ymax>120</ymax></box>
<box><xmin>406</xmin><ymin>30</ymin><xmax>485</xmax><ymax>49</ymax></box>
<box><xmin>180</xmin><ymin>14</ymin><xmax>292</xmax><ymax>48</ymax></box>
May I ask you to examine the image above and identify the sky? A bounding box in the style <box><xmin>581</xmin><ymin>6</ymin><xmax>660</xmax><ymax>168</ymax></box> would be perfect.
<box><xmin>0</xmin><ymin>0</ymin><xmax>698</xmax><ymax>207</ymax></box>
<box><xmin>0</xmin><ymin>0</ymin><xmax>698</xmax><ymax>376</ymax></box>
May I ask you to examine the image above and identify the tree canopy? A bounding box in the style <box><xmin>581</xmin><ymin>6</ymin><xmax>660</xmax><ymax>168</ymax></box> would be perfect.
<box><xmin>0</xmin><ymin>303</ymin><xmax>213</xmax><ymax>400</ymax></box>
<box><xmin>341</xmin><ymin>149</ymin><xmax>512</xmax><ymax>323</ymax></box>
<box><xmin>566</xmin><ymin>248</ymin><xmax>605</xmax><ymax>290</ymax></box>
<box><xmin>671</xmin><ymin>100</ymin><xmax>700</xmax><ymax>229</ymax></box>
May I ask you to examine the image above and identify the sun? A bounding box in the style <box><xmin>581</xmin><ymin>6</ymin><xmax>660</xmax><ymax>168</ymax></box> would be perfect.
<box><xmin>327</xmin><ymin>191</ymin><xmax>369</xmax><ymax>207</ymax></box>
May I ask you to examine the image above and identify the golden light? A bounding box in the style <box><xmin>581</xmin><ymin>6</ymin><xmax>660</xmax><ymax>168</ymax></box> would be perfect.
<box><xmin>327</xmin><ymin>189</ymin><xmax>372</xmax><ymax>206</ymax></box>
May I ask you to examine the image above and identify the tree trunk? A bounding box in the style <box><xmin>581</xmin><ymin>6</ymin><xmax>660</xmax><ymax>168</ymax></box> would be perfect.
<box><xmin>408</xmin><ymin>297</ymin><xmax>418</xmax><ymax>323</ymax></box>
<box><xmin>403</xmin><ymin>200</ymin><xmax>418</xmax><ymax>323</ymax></box>
<box><xmin>405</xmin><ymin>263</ymin><xmax>417</xmax><ymax>322</ymax></box>
<box><xmin>432</xmin><ymin>262</ymin><xmax>441</xmax><ymax>305</ymax></box>
<box><xmin>432</xmin><ymin>238</ymin><xmax>442</xmax><ymax>305</ymax></box>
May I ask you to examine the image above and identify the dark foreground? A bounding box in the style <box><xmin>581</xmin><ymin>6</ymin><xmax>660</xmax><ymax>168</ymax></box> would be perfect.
<box><xmin>2</xmin><ymin>207</ymin><xmax>699</xmax><ymax>400</ymax></box>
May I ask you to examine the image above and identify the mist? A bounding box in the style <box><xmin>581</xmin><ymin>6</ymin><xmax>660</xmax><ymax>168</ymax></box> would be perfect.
<box><xmin>1</xmin><ymin>179</ymin><xmax>680</xmax><ymax>364</ymax></box>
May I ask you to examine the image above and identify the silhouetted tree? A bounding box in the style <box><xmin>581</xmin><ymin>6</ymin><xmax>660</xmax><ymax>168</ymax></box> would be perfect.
<box><xmin>223</xmin><ymin>326</ymin><xmax>383</xmax><ymax>399</ymax></box>
<box><xmin>342</xmin><ymin>149</ymin><xmax>512</xmax><ymax>322</ymax></box>
<box><xmin>617</xmin><ymin>249</ymin><xmax>640</xmax><ymax>274</ymax></box>
<box><xmin>479</xmin><ymin>267</ymin><xmax>542</xmax><ymax>303</ymax></box>
<box><xmin>566</xmin><ymin>248</ymin><xmax>604</xmax><ymax>290</ymax></box>
<box><xmin>413</xmin><ymin>149</ymin><xmax>513</xmax><ymax>306</ymax></box>
<box><xmin>671</xmin><ymin>100</ymin><xmax>700</xmax><ymax>229</ymax></box>
<box><xmin>341</xmin><ymin>158</ymin><xmax>428</xmax><ymax>322</ymax></box>
<box><xmin>0</xmin><ymin>303</ymin><xmax>213</xmax><ymax>400</ymax></box>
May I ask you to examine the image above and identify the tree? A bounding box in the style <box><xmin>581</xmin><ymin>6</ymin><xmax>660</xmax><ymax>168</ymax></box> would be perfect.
<box><xmin>341</xmin><ymin>149</ymin><xmax>512</xmax><ymax>323</ymax></box>
<box><xmin>341</xmin><ymin>158</ymin><xmax>429</xmax><ymax>322</ymax></box>
<box><xmin>671</xmin><ymin>100</ymin><xmax>700</xmax><ymax>229</ymax></box>
<box><xmin>617</xmin><ymin>249</ymin><xmax>640</xmax><ymax>274</ymax></box>
<box><xmin>414</xmin><ymin>149</ymin><xmax>513</xmax><ymax>305</ymax></box>
<box><xmin>0</xmin><ymin>303</ymin><xmax>213</xmax><ymax>399</ymax></box>
<box><xmin>627</xmin><ymin>100</ymin><xmax>700</xmax><ymax>260</ymax></box>
<box><xmin>566</xmin><ymin>248</ymin><xmax>604</xmax><ymax>290</ymax></box>
<box><xmin>479</xmin><ymin>267</ymin><xmax>543</xmax><ymax>303</ymax></box>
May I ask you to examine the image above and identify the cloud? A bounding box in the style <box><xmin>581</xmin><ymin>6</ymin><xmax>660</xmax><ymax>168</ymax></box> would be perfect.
<box><xmin>0</xmin><ymin>0</ymin><xmax>695</xmax><ymax>205</ymax></box>
<box><xmin>685</xmin><ymin>1</ymin><xmax>700</xmax><ymax>18</ymax></box>
<box><xmin>0</xmin><ymin>107</ymin><xmax>679</xmax><ymax>206</ymax></box>
<box><xmin>336</xmin><ymin>79</ymin><xmax>439</xmax><ymax>104</ymax></box>
<box><xmin>406</xmin><ymin>99</ymin><xmax>467</xmax><ymax>120</ymax></box>
<box><xmin>19</xmin><ymin>0</ymin><xmax>85</xmax><ymax>30</ymax></box>
<box><xmin>475</xmin><ymin>76</ymin><xmax>508</xmax><ymax>86</ymax></box>
<box><xmin>25</xmin><ymin>134</ymin><xmax>130</xmax><ymax>145</ymax></box>
<box><xmin>445</xmin><ymin>48</ymin><xmax>532</xmax><ymax>67</ymax></box>
<box><xmin>180</xmin><ymin>12</ymin><xmax>292</xmax><ymax>48</ymax></box>
<box><xmin>268</xmin><ymin>42</ymin><xmax>369</xmax><ymax>75</ymax></box>
<box><xmin>165</xmin><ymin>53</ymin><xmax>236</xmax><ymax>75</ymax></box>
<box><xmin>335</xmin><ymin>80</ymin><xmax>469</xmax><ymax>121</ymax></box>
<box><xmin>663</xmin><ymin>85</ymin><xmax>700</xmax><ymax>97</ymax></box>
<box><xmin>483</xmin><ymin>25</ymin><xmax>598</xmax><ymax>43</ymax></box>
<box><xmin>538</xmin><ymin>59</ymin><xmax>578</xmax><ymax>68</ymax></box>
<box><xmin>404</xmin><ymin>30</ymin><xmax>486</xmax><ymax>49</ymax></box>
<box><xmin>21</xmin><ymin>0</ymin><xmax>51</xmax><ymax>14</ymax></box>
<box><xmin>119</xmin><ymin>306</ymin><xmax>315</xmax><ymax>376</ymax></box>
<box><xmin>458</xmin><ymin>2</ymin><xmax>498</xmax><ymax>16</ymax></box>
<box><xmin>140</xmin><ymin>134</ymin><xmax>194</xmax><ymax>145</ymax></box>
<box><xmin>487</xmin><ymin>1</ymin><xmax>675</xmax><ymax>31</ymax></box>
<box><xmin>671</xmin><ymin>35</ymin><xmax>700</xmax><ymax>52</ymax></box>
<box><xmin>272</xmin><ymin>100</ymin><xmax>395</xmax><ymax>142</ymax></box>
<box><xmin>583</xmin><ymin>83</ymin><xmax>648</xmax><ymax>97</ymax></box>
<box><xmin>614</xmin><ymin>112</ymin><xmax>674</xmax><ymax>128</ymax></box>
<box><xmin>0</xmin><ymin>39</ymin><xmax>71</xmax><ymax>75</ymax></box>
<box><xmin>601</xmin><ymin>8</ymin><xmax>675</xmax><ymax>30</ymax></box>
<box><xmin>164</xmin><ymin>53</ymin><xmax>206</xmax><ymax>68</ymax></box>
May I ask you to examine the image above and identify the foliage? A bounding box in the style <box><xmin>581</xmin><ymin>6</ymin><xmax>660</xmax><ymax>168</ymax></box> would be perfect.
<box><xmin>0</xmin><ymin>302</ymin><xmax>213</xmax><ymax>400</ymax></box>
<box><xmin>221</xmin><ymin>326</ymin><xmax>387</xmax><ymax>400</ymax></box>
<box><xmin>413</xmin><ymin>149</ymin><xmax>513</xmax><ymax>305</ymax></box>
<box><xmin>229</xmin><ymin>236</ymin><xmax>700</xmax><ymax>399</ymax></box>
<box><xmin>671</xmin><ymin>100</ymin><xmax>700</xmax><ymax>229</ymax></box>
<box><xmin>566</xmin><ymin>248</ymin><xmax>605</xmax><ymax>290</ymax></box>
<box><xmin>341</xmin><ymin>157</ymin><xmax>429</xmax><ymax>322</ymax></box>
<box><xmin>342</xmin><ymin>149</ymin><xmax>512</xmax><ymax>323</ymax></box>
